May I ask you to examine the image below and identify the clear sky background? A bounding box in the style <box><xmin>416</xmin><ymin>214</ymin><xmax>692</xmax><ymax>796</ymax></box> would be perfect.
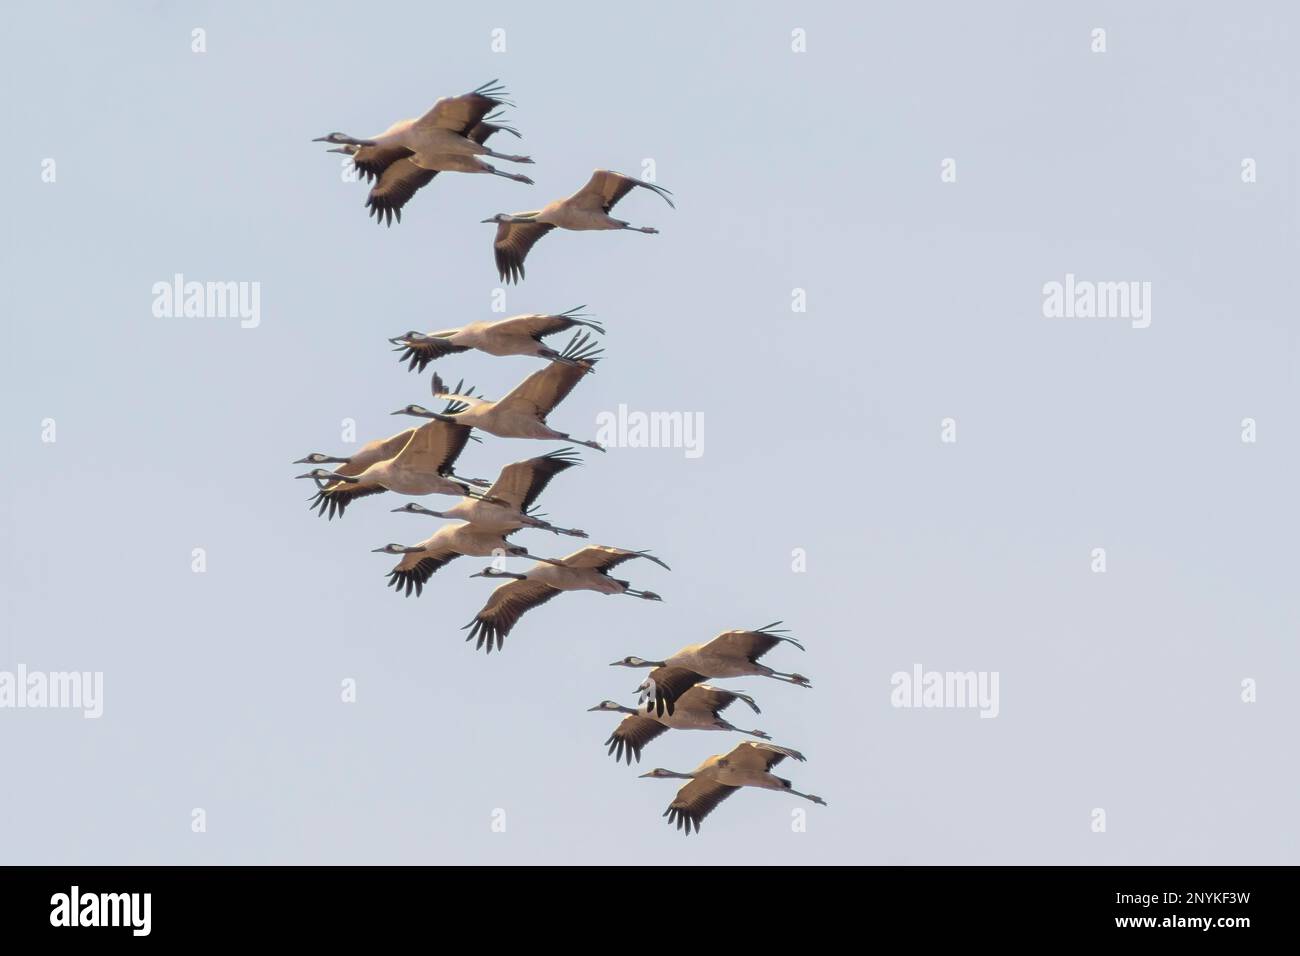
<box><xmin>2</xmin><ymin>1</ymin><xmax>1296</xmax><ymax>864</ymax></box>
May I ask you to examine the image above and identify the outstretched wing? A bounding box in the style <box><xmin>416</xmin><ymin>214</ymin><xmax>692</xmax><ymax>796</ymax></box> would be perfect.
<box><xmin>392</xmin><ymin>333</ymin><xmax>471</xmax><ymax>373</ymax></box>
<box><xmin>483</xmin><ymin>448</ymin><xmax>581</xmax><ymax>513</ymax></box>
<box><xmin>324</xmin><ymin>428</ymin><xmax>415</xmax><ymax>477</ymax></box>
<box><xmin>429</xmin><ymin>373</ymin><xmax>489</xmax><ymax>408</ymax></box>
<box><xmin>664</xmin><ymin>778</ymin><xmax>738</xmax><ymax>835</ymax></box>
<box><xmin>308</xmin><ymin>480</ymin><xmax>387</xmax><ymax>520</ymax></box>
<box><xmin>414</xmin><ymin>80</ymin><xmax>511</xmax><ymax>133</ymax></box>
<box><xmin>704</xmin><ymin>622</ymin><xmax>804</xmax><ymax>664</ymax></box>
<box><xmin>389</xmin><ymin>419</ymin><xmax>475</xmax><ymax>477</ymax></box>
<box><xmin>385</xmin><ymin>547</ymin><xmax>462</xmax><ymax>598</ymax></box>
<box><xmin>604</xmin><ymin>715</ymin><xmax>668</xmax><ymax>765</ymax></box>
<box><xmin>347</xmin><ymin>143</ymin><xmax>416</xmax><ymax>183</ymax></box>
<box><xmin>489</xmin><ymin>307</ymin><xmax>602</xmax><ymax>342</ymax></box>
<box><xmin>686</xmin><ymin>685</ymin><xmax>761</xmax><ymax>716</ymax></box>
<box><xmin>494</xmin><ymin>345</ymin><xmax>598</xmax><ymax>419</ymax></box>
<box><xmin>640</xmin><ymin>665</ymin><xmax>708</xmax><ymax>718</ymax></box>
<box><xmin>492</xmin><ymin>219</ymin><xmax>555</xmax><ymax>284</ymax></box>
<box><xmin>466</xmin><ymin>111</ymin><xmax>520</xmax><ymax>145</ymax></box>
<box><xmin>348</xmin><ymin>429</ymin><xmax>418</xmax><ymax>470</ymax></box>
<box><xmin>560</xmin><ymin>545</ymin><xmax>669</xmax><ymax>573</ymax></box>
<box><xmin>723</xmin><ymin>741</ymin><xmax>805</xmax><ymax>771</ymax></box>
<box><xmin>570</xmin><ymin>169</ymin><xmax>675</xmax><ymax>213</ymax></box>
<box><xmin>366</xmin><ymin>159</ymin><xmax>437</xmax><ymax>226</ymax></box>
<box><xmin>462</xmin><ymin>579</ymin><xmax>561</xmax><ymax>654</ymax></box>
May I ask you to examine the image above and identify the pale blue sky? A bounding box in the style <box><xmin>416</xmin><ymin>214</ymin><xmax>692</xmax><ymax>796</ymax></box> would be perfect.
<box><xmin>2</xmin><ymin>1</ymin><xmax>1296</xmax><ymax>863</ymax></box>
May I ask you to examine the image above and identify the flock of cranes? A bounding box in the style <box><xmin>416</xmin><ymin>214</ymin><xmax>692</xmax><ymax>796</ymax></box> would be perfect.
<box><xmin>312</xmin><ymin>80</ymin><xmax>674</xmax><ymax>282</ymax></box>
<box><xmin>304</xmin><ymin>81</ymin><xmax>824</xmax><ymax>834</ymax></box>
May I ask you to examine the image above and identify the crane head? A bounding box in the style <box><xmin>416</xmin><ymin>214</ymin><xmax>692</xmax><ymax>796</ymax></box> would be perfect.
<box><xmin>371</xmin><ymin>543</ymin><xmax>423</xmax><ymax>555</ymax></box>
<box><xmin>391</xmin><ymin>503</ymin><xmax>442</xmax><ymax>517</ymax></box>
<box><xmin>610</xmin><ymin>656</ymin><xmax>656</xmax><ymax>668</ymax></box>
<box><xmin>387</xmin><ymin>331</ymin><xmax>426</xmax><ymax>345</ymax></box>
<box><xmin>391</xmin><ymin>404</ymin><xmax>448</xmax><ymax>421</ymax></box>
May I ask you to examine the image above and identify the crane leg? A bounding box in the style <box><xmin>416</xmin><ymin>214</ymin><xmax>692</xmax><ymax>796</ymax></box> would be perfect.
<box><xmin>789</xmin><ymin>790</ymin><xmax>827</xmax><ymax>806</ymax></box>
<box><xmin>484</xmin><ymin>148</ymin><xmax>534</xmax><ymax>164</ymax></box>
<box><xmin>484</xmin><ymin>164</ymin><xmax>534</xmax><ymax>185</ymax></box>
<box><xmin>769</xmin><ymin>671</ymin><xmax>813</xmax><ymax>688</ymax></box>
<box><xmin>559</xmin><ymin>433</ymin><xmax>606</xmax><ymax>453</ymax></box>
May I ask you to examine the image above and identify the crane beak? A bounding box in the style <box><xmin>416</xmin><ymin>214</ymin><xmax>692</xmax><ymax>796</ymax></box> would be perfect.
<box><xmin>391</xmin><ymin>505</ymin><xmax>437</xmax><ymax>516</ymax></box>
<box><xmin>585</xmin><ymin>705</ymin><xmax>604</xmax><ymax>712</ymax></box>
<box><xmin>637</xmin><ymin>771</ymin><xmax>657</xmax><ymax>779</ymax></box>
<box><xmin>480</xmin><ymin>217</ymin><xmax>497</xmax><ymax>224</ymax></box>
<box><xmin>311</xmin><ymin>135</ymin><xmax>332</xmax><ymax>142</ymax></box>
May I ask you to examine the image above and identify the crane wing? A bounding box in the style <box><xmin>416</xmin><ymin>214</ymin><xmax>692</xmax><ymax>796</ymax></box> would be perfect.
<box><xmin>334</xmin><ymin>428</ymin><xmax>417</xmax><ymax>476</ymax></box>
<box><xmin>560</xmin><ymin>546</ymin><xmax>669</xmax><ymax>573</ymax></box>
<box><xmin>389</xmin><ymin>420</ymin><xmax>474</xmax><ymax>477</ymax></box>
<box><xmin>414</xmin><ymin>81</ymin><xmax>510</xmax><ymax>133</ymax></box>
<box><xmin>463</xmin><ymin>579</ymin><xmax>562</xmax><ymax>654</ymax></box>
<box><xmin>723</xmin><ymin>741</ymin><xmax>805</xmax><ymax>771</ymax></box>
<box><xmin>392</xmin><ymin>333</ymin><xmax>471</xmax><ymax>373</ymax></box>
<box><xmin>365</xmin><ymin>159</ymin><xmax>437</xmax><ymax>226</ymax></box>
<box><xmin>489</xmin><ymin>308</ymin><xmax>602</xmax><ymax>342</ymax></box>
<box><xmin>429</xmin><ymin>373</ymin><xmax>489</xmax><ymax>408</ymax></box>
<box><xmin>664</xmin><ymin>778</ymin><xmax>739</xmax><ymax>835</ymax></box>
<box><xmin>482</xmin><ymin>448</ymin><xmax>581</xmax><ymax>513</ymax></box>
<box><xmin>684</xmin><ymin>685</ymin><xmax>761</xmax><ymax>716</ymax></box>
<box><xmin>347</xmin><ymin>143</ymin><xmax>416</xmax><ymax>183</ymax></box>
<box><xmin>494</xmin><ymin>358</ymin><xmax>592</xmax><ymax>420</ymax></box>
<box><xmin>604</xmin><ymin>715</ymin><xmax>669</xmax><ymax>765</ymax></box>
<box><xmin>308</xmin><ymin>480</ymin><xmax>387</xmax><ymax>520</ymax></box>
<box><xmin>492</xmin><ymin>219</ymin><xmax>555</xmax><ymax>284</ymax></box>
<box><xmin>641</xmin><ymin>666</ymin><xmax>708</xmax><ymax>718</ymax></box>
<box><xmin>704</xmin><ymin>623</ymin><xmax>804</xmax><ymax>663</ymax></box>
<box><xmin>466</xmin><ymin>111</ymin><xmax>520</xmax><ymax>145</ymax></box>
<box><xmin>570</xmin><ymin>169</ymin><xmax>675</xmax><ymax>213</ymax></box>
<box><xmin>385</xmin><ymin>546</ymin><xmax>462</xmax><ymax>598</ymax></box>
